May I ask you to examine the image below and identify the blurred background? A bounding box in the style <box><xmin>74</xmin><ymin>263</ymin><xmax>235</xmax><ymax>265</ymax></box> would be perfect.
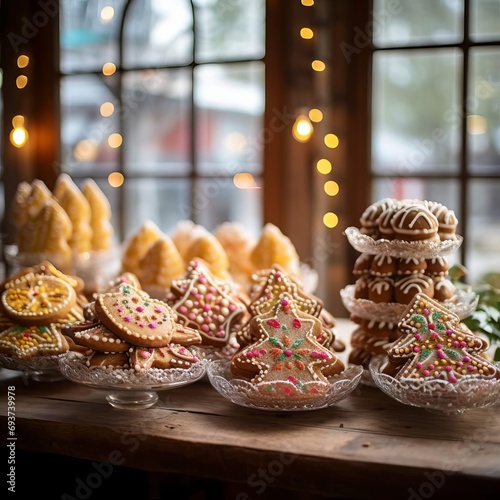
<box><xmin>0</xmin><ymin>0</ymin><xmax>499</xmax><ymax>315</ymax></box>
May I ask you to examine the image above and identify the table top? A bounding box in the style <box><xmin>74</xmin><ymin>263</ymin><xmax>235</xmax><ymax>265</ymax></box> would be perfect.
<box><xmin>1</xmin><ymin>319</ymin><xmax>500</xmax><ymax>499</ymax></box>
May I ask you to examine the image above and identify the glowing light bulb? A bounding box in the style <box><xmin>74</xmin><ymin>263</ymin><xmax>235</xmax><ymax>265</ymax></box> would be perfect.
<box><xmin>233</xmin><ymin>173</ymin><xmax>260</xmax><ymax>189</ymax></box>
<box><xmin>316</xmin><ymin>159</ymin><xmax>332</xmax><ymax>174</ymax></box>
<box><xmin>301</xmin><ymin>0</ymin><xmax>314</xmax><ymax>6</ymax></box>
<box><xmin>324</xmin><ymin>181</ymin><xmax>339</xmax><ymax>196</ymax></box>
<box><xmin>467</xmin><ymin>115</ymin><xmax>488</xmax><ymax>135</ymax></box>
<box><xmin>292</xmin><ymin>115</ymin><xmax>313</xmax><ymax>142</ymax></box>
<box><xmin>323</xmin><ymin>212</ymin><xmax>339</xmax><ymax>228</ymax></box>
<box><xmin>108</xmin><ymin>172</ymin><xmax>124</xmax><ymax>188</ymax></box>
<box><xmin>324</xmin><ymin>133</ymin><xmax>339</xmax><ymax>148</ymax></box>
<box><xmin>300</xmin><ymin>28</ymin><xmax>314</xmax><ymax>39</ymax></box>
<box><xmin>312</xmin><ymin>60</ymin><xmax>326</xmax><ymax>72</ymax></box>
<box><xmin>102</xmin><ymin>62</ymin><xmax>116</xmax><ymax>76</ymax></box>
<box><xmin>108</xmin><ymin>133</ymin><xmax>123</xmax><ymax>148</ymax></box>
<box><xmin>100</xmin><ymin>6</ymin><xmax>115</xmax><ymax>22</ymax></box>
<box><xmin>10</xmin><ymin>127</ymin><xmax>28</xmax><ymax>148</ymax></box>
<box><xmin>100</xmin><ymin>102</ymin><xmax>115</xmax><ymax>117</ymax></box>
<box><xmin>309</xmin><ymin>109</ymin><xmax>323</xmax><ymax>123</ymax></box>
<box><xmin>17</xmin><ymin>55</ymin><xmax>29</xmax><ymax>68</ymax></box>
<box><xmin>16</xmin><ymin>75</ymin><xmax>28</xmax><ymax>89</ymax></box>
<box><xmin>12</xmin><ymin>115</ymin><xmax>25</xmax><ymax>127</ymax></box>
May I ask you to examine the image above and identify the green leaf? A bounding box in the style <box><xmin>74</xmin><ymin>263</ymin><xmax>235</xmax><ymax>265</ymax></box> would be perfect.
<box><xmin>494</xmin><ymin>347</ymin><xmax>500</xmax><ymax>363</ymax></box>
<box><xmin>443</xmin><ymin>348</ymin><xmax>459</xmax><ymax>359</ymax></box>
<box><xmin>432</xmin><ymin>312</ymin><xmax>443</xmax><ymax>321</ymax></box>
<box><xmin>420</xmin><ymin>349</ymin><xmax>432</xmax><ymax>362</ymax></box>
<box><xmin>448</xmin><ymin>263</ymin><xmax>468</xmax><ymax>281</ymax></box>
<box><xmin>276</xmin><ymin>354</ymin><xmax>285</xmax><ymax>362</ymax></box>
<box><xmin>269</xmin><ymin>337</ymin><xmax>280</xmax><ymax>347</ymax></box>
<box><xmin>291</xmin><ymin>338</ymin><xmax>304</xmax><ymax>349</ymax></box>
<box><xmin>412</xmin><ymin>314</ymin><xmax>425</xmax><ymax>324</ymax></box>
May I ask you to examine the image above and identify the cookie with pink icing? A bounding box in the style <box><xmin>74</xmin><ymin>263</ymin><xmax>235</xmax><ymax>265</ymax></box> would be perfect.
<box><xmin>95</xmin><ymin>284</ymin><xmax>175</xmax><ymax>347</ymax></box>
<box><xmin>129</xmin><ymin>344</ymin><xmax>199</xmax><ymax>371</ymax></box>
<box><xmin>169</xmin><ymin>259</ymin><xmax>246</xmax><ymax>347</ymax></box>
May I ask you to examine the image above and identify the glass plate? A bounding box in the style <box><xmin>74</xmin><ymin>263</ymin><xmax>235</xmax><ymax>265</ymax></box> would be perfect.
<box><xmin>206</xmin><ymin>359</ymin><xmax>363</xmax><ymax>412</ymax></box>
<box><xmin>58</xmin><ymin>352</ymin><xmax>206</xmax><ymax>409</ymax></box>
<box><xmin>344</xmin><ymin>227</ymin><xmax>463</xmax><ymax>259</ymax></box>
<box><xmin>369</xmin><ymin>356</ymin><xmax>500</xmax><ymax>415</ymax></box>
<box><xmin>340</xmin><ymin>285</ymin><xmax>478</xmax><ymax>323</ymax></box>
<box><xmin>0</xmin><ymin>353</ymin><xmax>66</xmax><ymax>382</ymax></box>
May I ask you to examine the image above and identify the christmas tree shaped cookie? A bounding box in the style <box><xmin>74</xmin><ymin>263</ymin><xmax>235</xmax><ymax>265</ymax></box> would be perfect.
<box><xmin>230</xmin><ymin>293</ymin><xmax>344</xmax><ymax>396</ymax></box>
<box><xmin>169</xmin><ymin>259</ymin><xmax>246</xmax><ymax>347</ymax></box>
<box><xmin>388</xmin><ymin>293</ymin><xmax>500</xmax><ymax>382</ymax></box>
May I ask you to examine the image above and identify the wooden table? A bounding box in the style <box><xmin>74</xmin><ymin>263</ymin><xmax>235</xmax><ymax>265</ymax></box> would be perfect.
<box><xmin>1</xmin><ymin>319</ymin><xmax>500</xmax><ymax>499</ymax></box>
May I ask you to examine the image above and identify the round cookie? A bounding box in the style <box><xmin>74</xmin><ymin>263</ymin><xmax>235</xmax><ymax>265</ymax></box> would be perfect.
<box><xmin>425</xmin><ymin>201</ymin><xmax>458</xmax><ymax>240</ymax></box>
<box><xmin>425</xmin><ymin>256</ymin><xmax>449</xmax><ymax>277</ymax></box>
<box><xmin>370</xmin><ymin>254</ymin><xmax>397</xmax><ymax>277</ymax></box>
<box><xmin>394</xmin><ymin>274</ymin><xmax>434</xmax><ymax>304</ymax></box>
<box><xmin>353</xmin><ymin>253</ymin><xmax>374</xmax><ymax>276</ymax></box>
<box><xmin>2</xmin><ymin>273</ymin><xmax>77</xmax><ymax>326</ymax></box>
<box><xmin>391</xmin><ymin>204</ymin><xmax>439</xmax><ymax>242</ymax></box>
<box><xmin>433</xmin><ymin>277</ymin><xmax>456</xmax><ymax>302</ymax></box>
<box><xmin>367</xmin><ymin>276</ymin><xmax>394</xmax><ymax>303</ymax></box>
<box><xmin>364</xmin><ymin>319</ymin><xmax>396</xmax><ymax>339</ymax></box>
<box><xmin>359</xmin><ymin>198</ymin><xmax>395</xmax><ymax>238</ymax></box>
<box><xmin>378</xmin><ymin>204</ymin><xmax>400</xmax><ymax>240</ymax></box>
<box><xmin>64</xmin><ymin>321</ymin><xmax>131</xmax><ymax>353</ymax></box>
<box><xmin>95</xmin><ymin>284</ymin><xmax>175</xmax><ymax>347</ymax></box>
<box><xmin>397</xmin><ymin>257</ymin><xmax>427</xmax><ymax>276</ymax></box>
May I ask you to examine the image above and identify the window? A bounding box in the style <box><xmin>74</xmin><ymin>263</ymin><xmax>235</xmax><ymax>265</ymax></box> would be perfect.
<box><xmin>59</xmin><ymin>0</ymin><xmax>265</xmax><ymax>241</ymax></box>
<box><xmin>371</xmin><ymin>0</ymin><xmax>500</xmax><ymax>284</ymax></box>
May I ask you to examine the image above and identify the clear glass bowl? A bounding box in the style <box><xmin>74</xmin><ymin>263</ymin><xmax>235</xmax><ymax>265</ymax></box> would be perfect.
<box><xmin>58</xmin><ymin>352</ymin><xmax>206</xmax><ymax>409</ymax></box>
<box><xmin>369</xmin><ymin>355</ymin><xmax>500</xmax><ymax>415</ymax></box>
<box><xmin>343</xmin><ymin>226</ymin><xmax>463</xmax><ymax>259</ymax></box>
<box><xmin>0</xmin><ymin>353</ymin><xmax>65</xmax><ymax>382</ymax></box>
<box><xmin>340</xmin><ymin>285</ymin><xmax>478</xmax><ymax>323</ymax></box>
<box><xmin>206</xmin><ymin>360</ymin><xmax>363</xmax><ymax>412</ymax></box>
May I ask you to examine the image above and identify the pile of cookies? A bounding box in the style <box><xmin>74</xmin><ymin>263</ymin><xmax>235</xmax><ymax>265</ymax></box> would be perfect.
<box><xmin>346</xmin><ymin>198</ymin><xmax>460</xmax><ymax>371</ymax></box>
<box><xmin>64</xmin><ymin>276</ymin><xmax>203</xmax><ymax>372</ymax></box>
<box><xmin>0</xmin><ymin>261</ymin><xmax>86</xmax><ymax>361</ymax></box>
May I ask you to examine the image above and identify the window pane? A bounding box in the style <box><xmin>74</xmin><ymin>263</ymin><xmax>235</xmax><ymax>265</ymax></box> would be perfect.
<box><xmin>123</xmin><ymin>0</ymin><xmax>193</xmax><ymax>68</ymax></box>
<box><xmin>195</xmin><ymin>0</ymin><xmax>265</xmax><ymax>62</ymax></box>
<box><xmin>471</xmin><ymin>0</ymin><xmax>500</xmax><ymax>41</ymax></box>
<box><xmin>373</xmin><ymin>0</ymin><xmax>463</xmax><ymax>47</ymax></box>
<box><xmin>467</xmin><ymin>48</ymin><xmax>500</xmax><ymax>175</ymax></box>
<box><xmin>372</xmin><ymin>177</ymin><xmax>461</xmax><ymax>267</ymax></box>
<box><xmin>372</xmin><ymin>49</ymin><xmax>461</xmax><ymax>175</ymax></box>
<box><xmin>466</xmin><ymin>181</ymin><xmax>500</xmax><ymax>283</ymax></box>
<box><xmin>124</xmin><ymin>179</ymin><xmax>191</xmax><ymax>238</ymax></box>
<box><xmin>195</xmin><ymin>62</ymin><xmax>264</xmax><ymax>175</ymax></box>
<box><xmin>123</xmin><ymin>69</ymin><xmax>191</xmax><ymax>175</ymax></box>
<box><xmin>194</xmin><ymin>178</ymin><xmax>262</xmax><ymax>236</ymax></box>
<box><xmin>60</xmin><ymin>0</ymin><xmax>127</xmax><ymax>73</ymax></box>
<box><xmin>61</xmin><ymin>74</ymin><xmax>120</xmax><ymax>177</ymax></box>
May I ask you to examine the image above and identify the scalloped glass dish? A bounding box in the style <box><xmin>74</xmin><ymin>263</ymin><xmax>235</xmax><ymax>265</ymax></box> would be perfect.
<box><xmin>206</xmin><ymin>360</ymin><xmax>363</xmax><ymax>411</ymax></box>
<box><xmin>369</xmin><ymin>356</ymin><xmax>500</xmax><ymax>415</ymax></box>
<box><xmin>343</xmin><ymin>227</ymin><xmax>463</xmax><ymax>259</ymax></box>
<box><xmin>58</xmin><ymin>352</ymin><xmax>206</xmax><ymax>409</ymax></box>
<box><xmin>0</xmin><ymin>353</ymin><xmax>65</xmax><ymax>381</ymax></box>
<box><xmin>340</xmin><ymin>285</ymin><xmax>478</xmax><ymax>323</ymax></box>
<box><xmin>194</xmin><ymin>344</ymin><xmax>240</xmax><ymax>362</ymax></box>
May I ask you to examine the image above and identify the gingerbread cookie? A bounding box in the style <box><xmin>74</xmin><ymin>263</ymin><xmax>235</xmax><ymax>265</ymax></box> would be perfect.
<box><xmin>0</xmin><ymin>324</ymin><xmax>68</xmax><ymax>359</ymax></box>
<box><xmin>129</xmin><ymin>344</ymin><xmax>199</xmax><ymax>371</ymax></box>
<box><xmin>2</xmin><ymin>273</ymin><xmax>77</xmax><ymax>326</ymax></box>
<box><xmin>95</xmin><ymin>284</ymin><xmax>175</xmax><ymax>347</ymax></box>
<box><xmin>63</xmin><ymin>321</ymin><xmax>131</xmax><ymax>353</ymax></box>
<box><xmin>87</xmin><ymin>351</ymin><xmax>130</xmax><ymax>369</ymax></box>
<box><xmin>231</xmin><ymin>293</ymin><xmax>344</xmax><ymax>386</ymax></box>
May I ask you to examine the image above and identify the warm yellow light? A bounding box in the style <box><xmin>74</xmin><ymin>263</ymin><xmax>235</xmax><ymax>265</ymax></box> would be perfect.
<box><xmin>16</xmin><ymin>75</ymin><xmax>28</xmax><ymax>89</ymax></box>
<box><xmin>17</xmin><ymin>55</ymin><xmax>29</xmax><ymax>68</ymax></box>
<box><xmin>467</xmin><ymin>114</ymin><xmax>488</xmax><ymax>135</ymax></box>
<box><xmin>233</xmin><ymin>173</ymin><xmax>260</xmax><ymax>189</ymax></box>
<box><xmin>324</xmin><ymin>180</ymin><xmax>340</xmax><ymax>196</ymax></box>
<box><xmin>100</xmin><ymin>6</ymin><xmax>115</xmax><ymax>22</ymax></box>
<box><xmin>12</xmin><ymin>115</ymin><xmax>25</xmax><ymax>127</ymax></box>
<box><xmin>316</xmin><ymin>159</ymin><xmax>332</xmax><ymax>175</ymax></box>
<box><xmin>323</xmin><ymin>212</ymin><xmax>339</xmax><ymax>228</ymax></box>
<box><xmin>224</xmin><ymin>132</ymin><xmax>248</xmax><ymax>152</ymax></box>
<box><xmin>292</xmin><ymin>115</ymin><xmax>313</xmax><ymax>142</ymax></box>
<box><xmin>301</xmin><ymin>0</ymin><xmax>314</xmax><ymax>5</ymax></box>
<box><xmin>300</xmin><ymin>28</ymin><xmax>314</xmax><ymax>39</ymax></box>
<box><xmin>309</xmin><ymin>108</ymin><xmax>323</xmax><ymax>123</ymax></box>
<box><xmin>74</xmin><ymin>139</ymin><xmax>98</xmax><ymax>162</ymax></box>
<box><xmin>108</xmin><ymin>172</ymin><xmax>124</xmax><ymax>188</ymax></box>
<box><xmin>10</xmin><ymin>127</ymin><xmax>28</xmax><ymax>148</ymax></box>
<box><xmin>100</xmin><ymin>102</ymin><xmax>115</xmax><ymax>117</ymax></box>
<box><xmin>108</xmin><ymin>133</ymin><xmax>123</xmax><ymax>148</ymax></box>
<box><xmin>102</xmin><ymin>62</ymin><xmax>116</xmax><ymax>76</ymax></box>
<box><xmin>324</xmin><ymin>133</ymin><xmax>339</xmax><ymax>148</ymax></box>
<box><xmin>312</xmin><ymin>60</ymin><xmax>326</xmax><ymax>72</ymax></box>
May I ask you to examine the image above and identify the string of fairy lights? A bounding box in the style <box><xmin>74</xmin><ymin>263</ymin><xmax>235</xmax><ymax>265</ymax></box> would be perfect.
<box><xmin>293</xmin><ymin>0</ymin><xmax>340</xmax><ymax>229</ymax></box>
<box><xmin>9</xmin><ymin>54</ymin><xmax>30</xmax><ymax>149</ymax></box>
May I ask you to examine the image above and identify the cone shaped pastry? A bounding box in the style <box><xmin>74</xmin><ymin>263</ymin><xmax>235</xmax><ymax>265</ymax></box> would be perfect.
<box><xmin>11</xmin><ymin>181</ymin><xmax>31</xmax><ymax>232</ymax></box>
<box><xmin>82</xmin><ymin>179</ymin><xmax>114</xmax><ymax>251</ymax></box>
<box><xmin>121</xmin><ymin>220</ymin><xmax>164</xmax><ymax>277</ymax></box>
<box><xmin>140</xmin><ymin>236</ymin><xmax>186</xmax><ymax>289</ymax></box>
<box><xmin>184</xmin><ymin>232</ymin><xmax>230</xmax><ymax>280</ymax></box>
<box><xmin>171</xmin><ymin>220</ymin><xmax>209</xmax><ymax>261</ymax></box>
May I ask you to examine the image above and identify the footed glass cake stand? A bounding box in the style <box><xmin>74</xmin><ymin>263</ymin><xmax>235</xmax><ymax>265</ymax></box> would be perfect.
<box><xmin>59</xmin><ymin>352</ymin><xmax>206</xmax><ymax>409</ymax></box>
<box><xmin>0</xmin><ymin>353</ymin><xmax>66</xmax><ymax>382</ymax></box>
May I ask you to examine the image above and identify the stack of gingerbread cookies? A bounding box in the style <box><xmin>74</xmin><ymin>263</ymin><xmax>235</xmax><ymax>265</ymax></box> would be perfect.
<box><xmin>343</xmin><ymin>198</ymin><xmax>461</xmax><ymax>372</ymax></box>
